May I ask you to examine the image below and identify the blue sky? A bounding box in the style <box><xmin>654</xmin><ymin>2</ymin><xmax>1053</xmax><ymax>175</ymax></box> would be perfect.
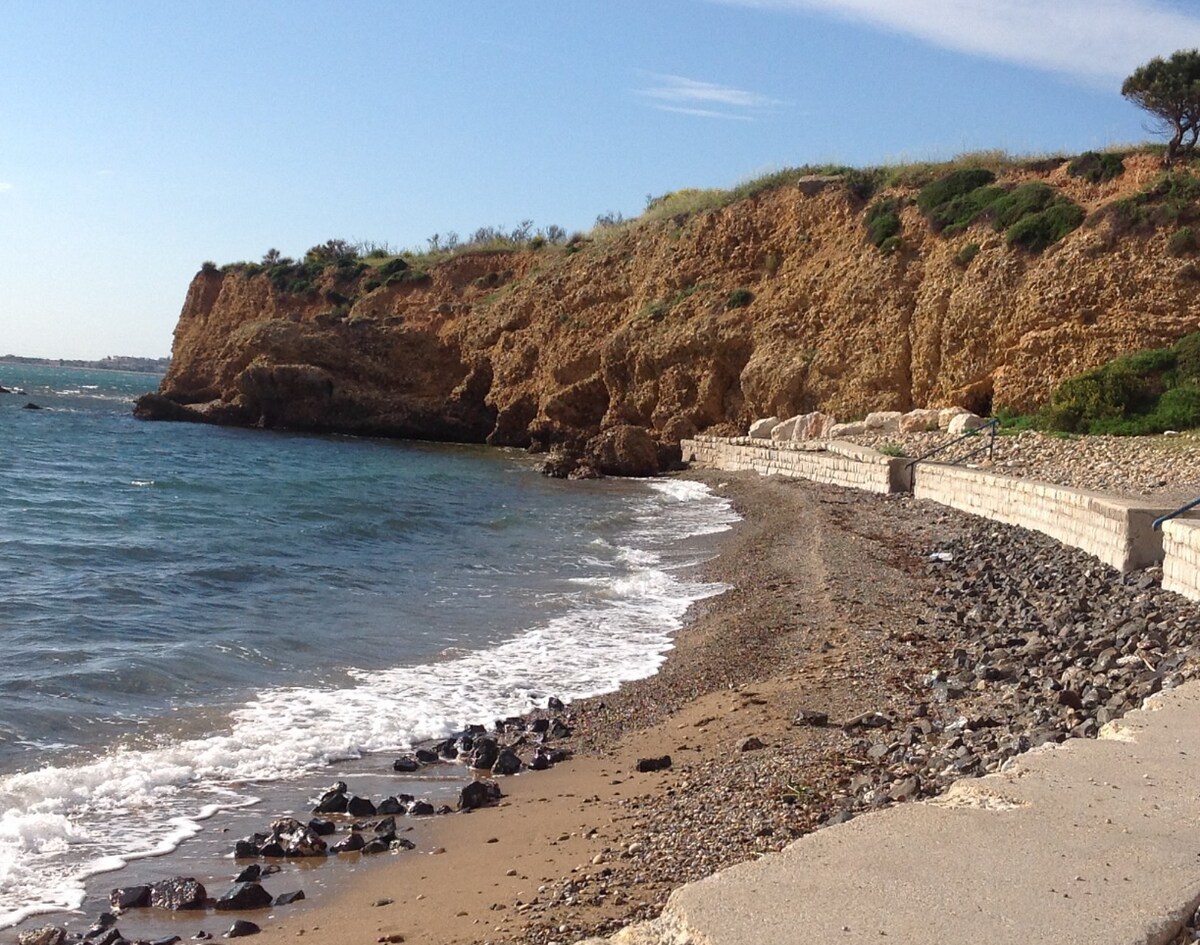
<box><xmin>2</xmin><ymin>0</ymin><xmax>1199</xmax><ymax>359</ymax></box>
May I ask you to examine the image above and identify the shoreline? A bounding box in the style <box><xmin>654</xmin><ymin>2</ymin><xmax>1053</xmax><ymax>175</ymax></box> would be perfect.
<box><xmin>240</xmin><ymin>467</ymin><xmax>1200</xmax><ymax>945</ymax></box>
<box><xmin>137</xmin><ymin>468</ymin><xmax>968</xmax><ymax>945</ymax></box>
<box><xmin>12</xmin><ymin>466</ymin><xmax>1200</xmax><ymax>945</ymax></box>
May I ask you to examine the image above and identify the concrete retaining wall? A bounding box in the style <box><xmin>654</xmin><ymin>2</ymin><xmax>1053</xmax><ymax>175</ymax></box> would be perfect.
<box><xmin>912</xmin><ymin>462</ymin><xmax>1175</xmax><ymax>573</ymax></box>
<box><xmin>681</xmin><ymin>435</ymin><xmax>910</xmax><ymax>494</ymax></box>
<box><xmin>682</xmin><ymin>435</ymin><xmax>1196</xmax><ymax>576</ymax></box>
<box><xmin>1163</xmin><ymin>519</ymin><xmax>1200</xmax><ymax>601</ymax></box>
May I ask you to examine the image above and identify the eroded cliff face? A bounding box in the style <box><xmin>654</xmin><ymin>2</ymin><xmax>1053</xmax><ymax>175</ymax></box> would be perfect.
<box><xmin>144</xmin><ymin>154</ymin><xmax>1200</xmax><ymax>471</ymax></box>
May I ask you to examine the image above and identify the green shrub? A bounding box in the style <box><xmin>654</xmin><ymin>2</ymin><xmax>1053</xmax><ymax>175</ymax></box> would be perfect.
<box><xmin>385</xmin><ymin>268</ymin><xmax>430</xmax><ymax>287</ymax></box>
<box><xmin>935</xmin><ymin>186</ymin><xmax>1007</xmax><ymax>234</ymax></box>
<box><xmin>1101</xmin><ymin>172</ymin><xmax>1200</xmax><ymax>234</ymax></box>
<box><xmin>917</xmin><ymin>169</ymin><xmax>997</xmax><ymax>220</ymax></box>
<box><xmin>265</xmin><ymin>260</ymin><xmax>323</xmax><ymax>296</ymax></box>
<box><xmin>955</xmin><ymin>243</ymin><xmax>981</xmax><ymax>266</ymax></box>
<box><xmin>991</xmin><ymin>183</ymin><xmax>1057</xmax><ymax>229</ymax></box>
<box><xmin>1149</xmin><ymin>384</ymin><xmax>1200</xmax><ymax>429</ymax></box>
<box><xmin>378</xmin><ymin>257</ymin><xmax>410</xmax><ymax>278</ymax></box>
<box><xmin>726</xmin><ymin>288</ymin><xmax>754</xmax><ymax>309</ymax></box>
<box><xmin>1067</xmin><ymin>151</ymin><xmax>1126</xmax><ymax>184</ymax></box>
<box><xmin>1175</xmin><ymin>331</ymin><xmax>1200</xmax><ymax>381</ymax></box>
<box><xmin>1040</xmin><ymin>333</ymin><xmax>1200</xmax><ymax>434</ymax></box>
<box><xmin>1168</xmin><ymin>226</ymin><xmax>1197</xmax><ymax>256</ymax></box>
<box><xmin>1005</xmin><ymin>202</ymin><xmax>1085</xmax><ymax>251</ymax></box>
<box><xmin>843</xmin><ymin>168</ymin><xmax>884</xmax><ymax>202</ymax></box>
<box><xmin>878</xmin><ymin>235</ymin><xmax>903</xmax><ymax>256</ymax></box>
<box><xmin>865</xmin><ymin>198</ymin><xmax>902</xmax><ymax>247</ymax></box>
<box><xmin>641</xmin><ymin>299</ymin><xmax>668</xmax><ymax>321</ymax></box>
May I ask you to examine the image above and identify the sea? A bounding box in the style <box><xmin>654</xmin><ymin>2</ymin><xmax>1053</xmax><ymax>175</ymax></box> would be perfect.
<box><xmin>0</xmin><ymin>363</ymin><xmax>737</xmax><ymax>935</ymax></box>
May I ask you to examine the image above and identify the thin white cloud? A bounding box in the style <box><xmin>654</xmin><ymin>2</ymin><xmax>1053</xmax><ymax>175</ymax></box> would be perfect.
<box><xmin>635</xmin><ymin>72</ymin><xmax>783</xmax><ymax>119</ymax></box>
<box><xmin>656</xmin><ymin>105</ymin><xmax>756</xmax><ymax>121</ymax></box>
<box><xmin>709</xmin><ymin>0</ymin><xmax>1200</xmax><ymax>82</ymax></box>
<box><xmin>0</xmin><ymin>182</ymin><xmax>12</xmax><ymax>193</ymax></box>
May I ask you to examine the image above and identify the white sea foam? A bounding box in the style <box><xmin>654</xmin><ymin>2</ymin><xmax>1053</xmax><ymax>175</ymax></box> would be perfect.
<box><xmin>0</xmin><ymin>479</ymin><xmax>739</xmax><ymax>927</ymax></box>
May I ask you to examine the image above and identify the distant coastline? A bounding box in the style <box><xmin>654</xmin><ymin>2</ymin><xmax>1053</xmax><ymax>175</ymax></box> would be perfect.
<box><xmin>0</xmin><ymin>354</ymin><xmax>169</xmax><ymax>374</ymax></box>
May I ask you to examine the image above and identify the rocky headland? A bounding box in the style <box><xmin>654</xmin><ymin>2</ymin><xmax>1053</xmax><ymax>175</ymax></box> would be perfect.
<box><xmin>136</xmin><ymin>152</ymin><xmax>1200</xmax><ymax>477</ymax></box>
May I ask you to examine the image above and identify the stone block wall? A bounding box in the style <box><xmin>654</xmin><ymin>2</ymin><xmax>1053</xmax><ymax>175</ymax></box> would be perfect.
<box><xmin>681</xmin><ymin>436</ymin><xmax>910</xmax><ymax>495</ymax></box>
<box><xmin>682</xmin><ymin>436</ymin><xmax>1198</xmax><ymax>578</ymax></box>
<box><xmin>913</xmin><ymin>463</ymin><xmax>1175</xmax><ymax>573</ymax></box>
<box><xmin>1163</xmin><ymin>519</ymin><xmax>1200</xmax><ymax>602</ymax></box>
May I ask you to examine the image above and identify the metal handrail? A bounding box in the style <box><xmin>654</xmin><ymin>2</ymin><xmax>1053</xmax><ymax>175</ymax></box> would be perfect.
<box><xmin>1153</xmin><ymin>495</ymin><xmax>1200</xmax><ymax>531</ymax></box>
<box><xmin>905</xmin><ymin>417</ymin><xmax>1000</xmax><ymax>471</ymax></box>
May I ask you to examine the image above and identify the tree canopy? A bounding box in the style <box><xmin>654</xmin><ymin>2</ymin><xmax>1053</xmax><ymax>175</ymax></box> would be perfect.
<box><xmin>1122</xmin><ymin>49</ymin><xmax>1200</xmax><ymax>166</ymax></box>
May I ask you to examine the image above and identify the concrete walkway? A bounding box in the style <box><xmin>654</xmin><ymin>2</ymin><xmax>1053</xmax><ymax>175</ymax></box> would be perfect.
<box><xmin>582</xmin><ymin>682</ymin><xmax>1200</xmax><ymax>945</ymax></box>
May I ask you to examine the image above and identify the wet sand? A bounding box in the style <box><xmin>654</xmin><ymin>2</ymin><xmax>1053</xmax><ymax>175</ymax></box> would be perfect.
<box><xmin>232</xmin><ymin>470</ymin><xmax>962</xmax><ymax>945</ymax></box>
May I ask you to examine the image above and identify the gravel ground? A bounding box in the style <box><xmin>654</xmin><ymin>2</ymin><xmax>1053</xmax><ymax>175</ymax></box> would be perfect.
<box><xmin>844</xmin><ymin>429</ymin><xmax>1200</xmax><ymax>503</ymax></box>
<box><xmin>487</xmin><ymin>472</ymin><xmax>1200</xmax><ymax>945</ymax></box>
<box><xmin>38</xmin><ymin>456</ymin><xmax>1197</xmax><ymax>945</ymax></box>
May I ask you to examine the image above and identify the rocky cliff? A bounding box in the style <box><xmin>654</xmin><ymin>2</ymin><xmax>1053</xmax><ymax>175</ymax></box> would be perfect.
<box><xmin>139</xmin><ymin>153</ymin><xmax>1200</xmax><ymax>474</ymax></box>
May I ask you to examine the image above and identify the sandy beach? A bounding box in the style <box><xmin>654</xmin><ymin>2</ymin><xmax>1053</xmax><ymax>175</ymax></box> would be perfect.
<box><xmin>219</xmin><ymin>470</ymin><xmax>970</xmax><ymax>945</ymax></box>
<box><xmin>33</xmin><ymin>459</ymin><xmax>1198</xmax><ymax>945</ymax></box>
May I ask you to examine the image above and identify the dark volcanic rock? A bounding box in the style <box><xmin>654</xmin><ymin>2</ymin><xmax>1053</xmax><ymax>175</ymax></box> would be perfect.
<box><xmin>149</xmin><ymin>877</ymin><xmax>207</xmax><ymax>911</ymax></box>
<box><xmin>635</xmin><ymin>755</ymin><xmax>672</xmax><ymax>773</ymax></box>
<box><xmin>492</xmin><ymin>748</ymin><xmax>523</xmax><ymax>775</ymax></box>
<box><xmin>110</xmin><ymin>884</ymin><xmax>152</xmax><ymax>911</ymax></box>
<box><xmin>470</xmin><ymin>737</ymin><xmax>499</xmax><ymax>771</ymax></box>
<box><xmin>273</xmin><ymin>891</ymin><xmax>306</xmax><ymax>906</ymax></box>
<box><xmin>376</xmin><ymin>796</ymin><xmax>407</xmax><ymax>815</ymax></box>
<box><xmin>83</xmin><ymin>929</ymin><xmax>123</xmax><ymax>945</ymax></box>
<box><xmin>214</xmin><ymin>882</ymin><xmax>273</xmax><ymax>912</ymax></box>
<box><xmin>313</xmin><ymin>786</ymin><xmax>349</xmax><ymax>814</ymax></box>
<box><xmin>225</xmin><ymin>919</ymin><xmax>261</xmax><ymax>938</ymax></box>
<box><xmin>407</xmin><ymin>800</ymin><xmax>436</xmax><ymax>816</ymax></box>
<box><xmin>793</xmin><ymin>708</ymin><xmax>829</xmax><ymax>727</ymax></box>
<box><xmin>391</xmin><ymin>757</ymin><xmax>420</xmax><ymax>772</ymax></box>
<box><xmin>331</xmin><ymin>833</ymin><xmax>366</xmax><ymax>853</ymax></box>
<box><xmin>345</xmin><ymin>795</ymin><xmax>377</xmax><ymax>817</ymax></box>
<box><xmin>458</xmin><ymin>779</ymin><xmax>503</xmax><ymax>810</ymax></box>
<box><xmin>307</xmin><ymin>818</ymin><xmax>337</xmax><ymax>836</ymax></box>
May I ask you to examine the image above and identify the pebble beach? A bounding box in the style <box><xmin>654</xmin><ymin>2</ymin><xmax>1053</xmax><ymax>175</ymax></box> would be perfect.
<box><xmin>19</xmin><ymin>443</ymin><xmax>1200</xmax><ymax>945</ymax></box>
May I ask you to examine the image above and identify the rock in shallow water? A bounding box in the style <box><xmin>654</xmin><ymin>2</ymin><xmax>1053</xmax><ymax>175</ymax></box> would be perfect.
<box><xmin>17</xmin><ymin>928</ymin><xmax>66</xmax><ymax>945</ymax></box>
<box><xmin>214</xmin><ymin>882</ymin><xmax>273</xmax><ymax>911</ymax></box>
<box><xmin>149</xmin><ymin>876</ymin><xmax>207</xmax><ymax>910</ymax></box>
<box><xmin>459</xmin><ymin>779</ymin><xmax>503</xmax><ymax>810</ymax></box>
<box><xmin>110</xmin><ymin>884</ymin><xmax>151</xmax><ymax>911</ymax></box>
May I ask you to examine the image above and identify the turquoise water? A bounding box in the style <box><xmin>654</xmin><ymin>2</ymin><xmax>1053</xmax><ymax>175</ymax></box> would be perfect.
<box><xmin>0</xmin><ymin>363</ymin><xmax>735</xmax><ymax>927</ymax></box>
